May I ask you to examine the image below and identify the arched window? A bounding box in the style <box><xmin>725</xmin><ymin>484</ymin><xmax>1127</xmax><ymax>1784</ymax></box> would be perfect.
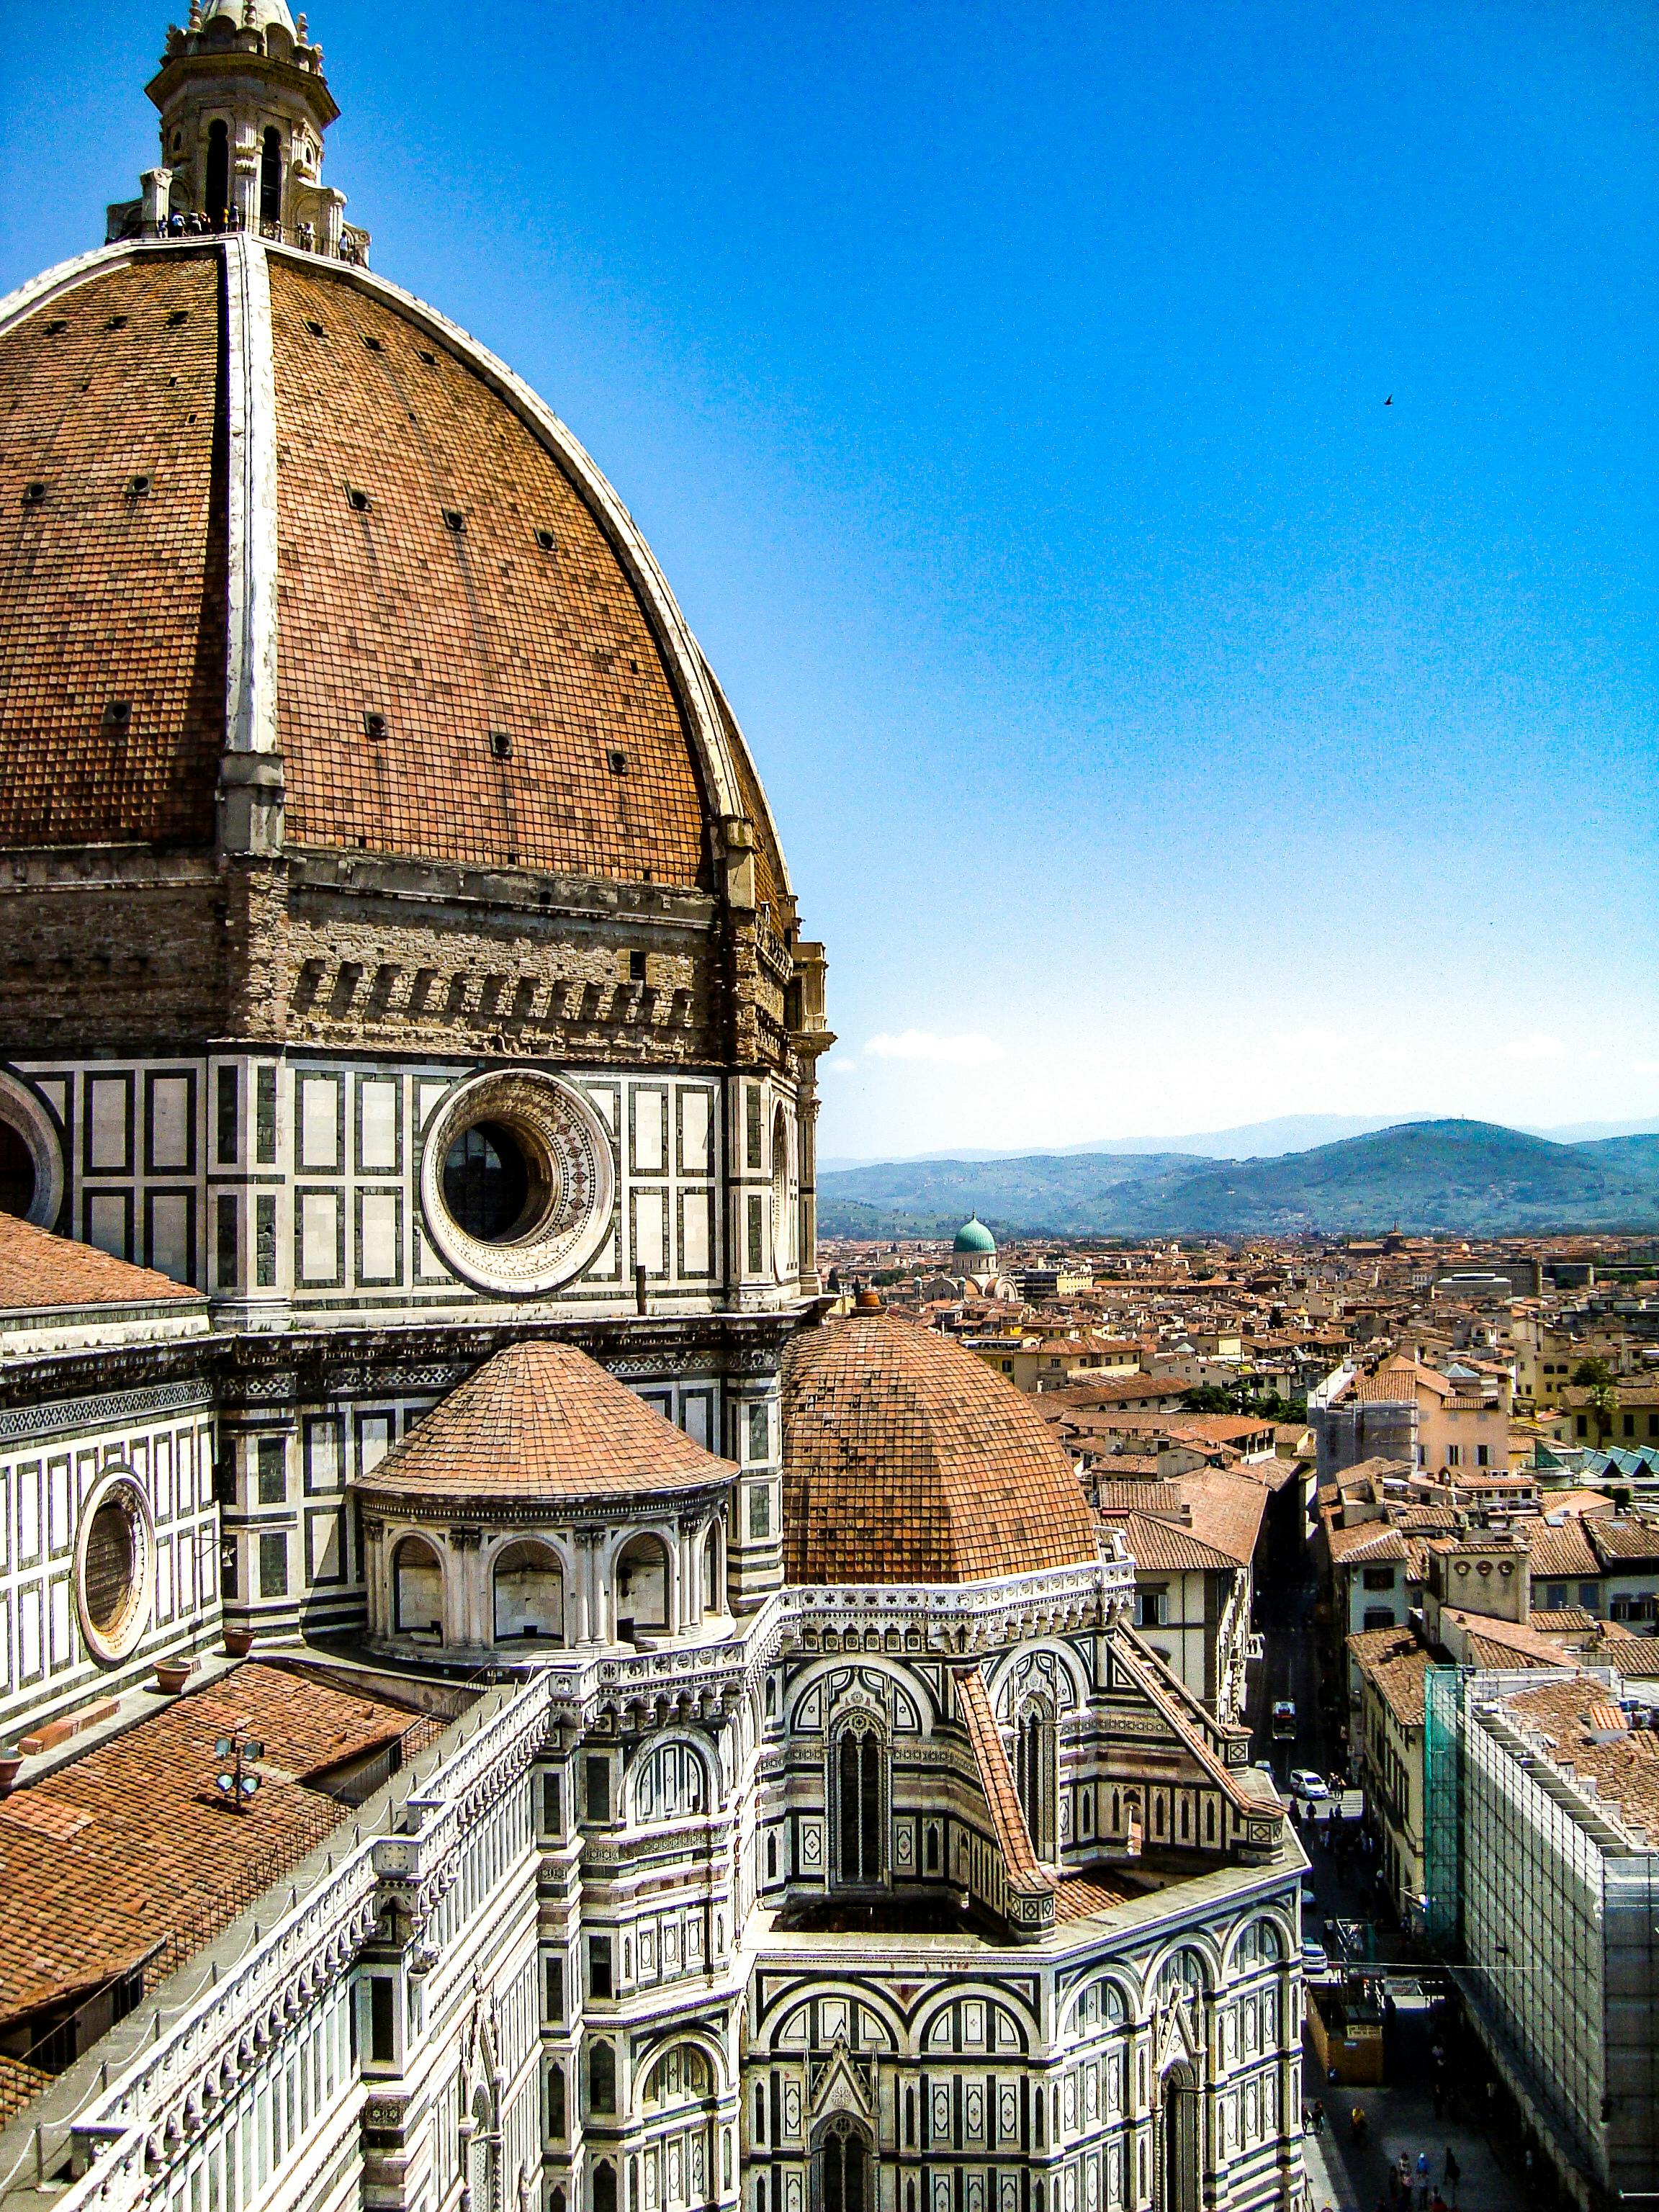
<box><xmin>588</xmin><ymin>2041</ymin><xmax>616</xmax><ymax>2114</ymax></box>
<box><xmin>468</xmin><ymin>2085</ymin><xmax>495</xmax><ymax>2212</ymax></box>
<box><xmin>925</xmin><ymin>1824</ymin><xmax>940</xmax><ymax>1874</ymax></box>
<box><xmin>258</xmin><ymin>126</ymin><xmax>282</xmax><ymax>225</ymax></box>
<box><xmin>812</xmin><ymin>2119</ymin><xmax>867</xmax><ymax>2212</ymax></box>
<box><xmin>831</xmin><ymin>1717</ymin><xmax>884</xmax><ymax>1888</ymax></box>
<box><xmin>702</xmin><ymin>1525</ymin><xmax>721</xmax><ymax>1614</ymax></box>
<box><xmin>548</xmin><ymin>2062</ymin><xmax>566</xmax><ymax>2139</ymax></box>
<box><xmin>615</xmin><ymin>1534</ymin><xmax>670</xmax><ymax>1642</ymax></box>
<box><xmin>493</xmin><ymin>1541</ymin><xmax>565</xmax><ymax>1643</ymax></box>
<box><xmin>205</xmin><ymin>120</ymin><xmax>229</xmax><ymax>224</ymax></box>
<box><xmin>1156</xmin><ymin>1950</ymin><xmax>1207</xmax><ymax>2008</ymax></box>
<box><xmin>1013</xmin><ymin>1699</ymin><xmax>1056</xmax><ymax>1860</ymax></box>
<box><xmin>392</xmin><ymin>1535</ymin><xmax>443</xmax><ymax>1637</ymax></box>
<box><xmin>642</xmin><ymin>2044</ymin><xmax>710</xmax><ymax>2110</ymax></box>
<box><xmin>766</xmin><ymin>1832</ymin><xmax>778</xmax><ymax>1880</ymax></box>
<box><xmin>593</xmin><ymin>2165</ymin><xmax>617</xmax><ymax>2212</ymax></box>
<box><xmin>1160</xmin><ymin>2065</ymin><xmax>1200</xmax><ymax>2212</ymax></box>
<box><xmin>634</xmin><ymin>1740</ymin><xmax>707</xmax><ymax>1823</ymax></box>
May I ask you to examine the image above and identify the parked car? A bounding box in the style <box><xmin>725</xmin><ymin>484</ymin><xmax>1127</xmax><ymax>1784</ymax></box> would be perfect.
<box><xmin>1301</xmin><ymin>1938</ymin><xmax>1329</xmax><ymax>1977</ymax></box>
<box><xmin>1271</xmin><ymin>1699</ymin><xmax>1297</xmax><ymax>1740</ymax></box>
<box><xmin>1288</xmin><ymin>1768</ymin><xmax>1329</xmax><ymax>1799</ymax></box>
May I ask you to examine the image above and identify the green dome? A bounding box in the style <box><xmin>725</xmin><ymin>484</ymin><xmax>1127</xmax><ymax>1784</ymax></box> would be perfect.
<box><xmin>953</xmin><ymin>1216</ymin><xmax>997</xmax><ymax>1257</ymax></box>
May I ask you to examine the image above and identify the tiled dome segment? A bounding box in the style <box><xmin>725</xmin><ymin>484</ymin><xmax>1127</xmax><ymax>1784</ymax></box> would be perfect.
<box><xmin>782</xmin><ymin>1312</ymin><xmax>1100</xmax><ymax>1585</ymax></box>
<box><xmin>267</xmin><ymin>259</ymin><xmax>716</xmax><ymax>884</ymax></box>
<box><xmin>354</xmin><ymin>1341</ymin><xmax>734</xmax><ymax>1503</ymax></box>
<box><xmin>0</xmin><ymin>253</ymin><xmax>227</xmax><ymax>847</ymax></box>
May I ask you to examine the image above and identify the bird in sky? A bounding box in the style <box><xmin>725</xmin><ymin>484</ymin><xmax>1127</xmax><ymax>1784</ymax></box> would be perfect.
<box><xmin>1385</xmin><ymin>395</ymin><xmax>1393</xmax><ymax>405</ymax></box>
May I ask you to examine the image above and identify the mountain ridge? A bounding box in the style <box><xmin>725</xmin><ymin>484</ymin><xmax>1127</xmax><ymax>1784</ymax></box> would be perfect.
<box><xmin>818</xmin><ymin>1111</ymin><xmax>1659</xmax><ymax>1174</ymax></box>
<box><xmin>818</xmin><ymin>1118</ymin><xmax>1659</xmax><ymax>1239</ymax></box>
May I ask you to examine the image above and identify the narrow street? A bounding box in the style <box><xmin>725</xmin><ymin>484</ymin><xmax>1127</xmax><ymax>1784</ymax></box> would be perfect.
<box><xmin>1251</xmin><ymin>1566</ymin><xmax>1519</xmax><ymax>2211</ymax></box>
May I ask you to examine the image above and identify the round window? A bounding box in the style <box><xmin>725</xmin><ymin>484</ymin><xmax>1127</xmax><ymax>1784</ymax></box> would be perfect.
<box><xmin>421</xmin><ymin>1070</ymin><xmax>615</xmax><ymax>1297</ymax></box>
<box><xmin>0</xmin><ymin>1074</ymin><xmax>64</xmax><ymax>1230</ymax></box>
<box><xmin>74</xmin><ymin>1471</ymin><xmax>155</xmax><ymax>1665</ymax></box>
<box><xmin>441</xmin><ymin>1120</ymin><xmax>541</xmax><ymax>1242</ymax></box>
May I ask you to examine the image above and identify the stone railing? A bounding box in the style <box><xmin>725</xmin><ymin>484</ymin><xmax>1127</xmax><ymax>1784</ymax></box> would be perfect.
<box><xmin>31</xmin><ymin>1681</ymin><xmax>547</xmax><ymax>2212</ymax></box>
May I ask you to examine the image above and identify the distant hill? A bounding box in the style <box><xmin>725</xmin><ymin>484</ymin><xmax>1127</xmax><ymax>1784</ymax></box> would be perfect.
<box><xmin>817</xmin><ymin>1120</ymin><xmax>1659</xmax><ymax>1239</ymax></box>
<box><xmin>817</xmin><ymin>1111</ymin><xmax>1659</xmax><ymax>1174</ymax></box>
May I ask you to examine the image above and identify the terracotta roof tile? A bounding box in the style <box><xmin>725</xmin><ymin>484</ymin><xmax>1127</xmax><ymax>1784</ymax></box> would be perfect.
<box><xmin>1105</xmin><ymin>1512</ymin><xmax>1241</xmax><ymax>1575</ymax></box>
<box><xmin>355</xmin><ymin>1342</ymin><xmax>734</xmax><ymax>1504</ymax></box>
<box><xmin>1052</xmin><ymin>1872</ymin><xmax>1132</xmax><ymax>1923</ymax></box>
<box><xmin>1587</xmin><ymin>1515</ymin><xmax>1659</xmax><ymax>1565</ymax></box>
<box><xmin>782</xmin><ymin>1313</ymin><xmax>1100</xmax><ymax>1586</ymax></box>
<box><xmin>0</xmin><ymin>255</ymin><xmax>227</xmax><ymax>847</ymax></box>
<box><xmin>1526</xmin><ymin>1521</ymin><xmax>1600</xmax><ymax>1579</ymax></box>
<box><xmin>0</xmin><ymin>1664</ymin><xmax>421</xmax><ymax>2031</ymax></box>
<box><xmin>267</xmin><ymin>262</ymin><xmax>716</xmax><ymax>885</ymax></box>
<box><xmin>1346</xmin><ymin>1626</ymin><xmax>1431</xmax><ymax>1727</ymax></box>
<box><xmin>1499</xmin><ymin>1677</ymin><xmax>1659</xmax><ymax>1844</ymax></box>
<box><xmin>0</xmin><ymin>1212</ymin><xmax>202</xmax><ymax>1313</ymax></box>
<box><xmin>953</xmin><ymin>1664</ymin><xmax>1050</xmax><ymax>1897</ymax></box>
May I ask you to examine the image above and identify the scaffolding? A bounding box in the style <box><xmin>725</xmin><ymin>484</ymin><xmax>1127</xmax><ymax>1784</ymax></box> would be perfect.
<box><xmin>1424</xmin><ymin>1665</ymin><xmax>1658</xmax><ymax>2207</ymax></box>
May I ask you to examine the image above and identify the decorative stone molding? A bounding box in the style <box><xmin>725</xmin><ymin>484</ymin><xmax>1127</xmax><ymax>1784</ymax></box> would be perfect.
<box><xmin>418</xmin><ymin>1069</ymin><xmax>616</xmax><ymax>1298</ymax></box>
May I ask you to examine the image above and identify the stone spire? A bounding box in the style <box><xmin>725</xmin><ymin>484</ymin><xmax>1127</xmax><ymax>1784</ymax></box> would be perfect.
<box><xmin>107</xmin><ymin>4</ymin><xmax>366</xmax><ymax>261</ymax></box>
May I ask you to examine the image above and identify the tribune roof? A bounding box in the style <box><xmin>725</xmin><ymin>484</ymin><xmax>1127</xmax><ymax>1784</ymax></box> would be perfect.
<box><xmin>781</xmin><ymin>1312</ymin><xmax>1100</xmax><ymax>1586</ymax></box>
<box><xmin>354</xmin><ymin>1343</ymin><xmax>734</xmax><ymax>1504</ymax></box>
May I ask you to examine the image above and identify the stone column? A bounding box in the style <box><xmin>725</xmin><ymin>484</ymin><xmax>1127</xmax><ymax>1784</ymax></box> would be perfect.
<box><xmin>448</xmin><ymin>1526</ymin><xmax>484</xmax><ymax>1647</ymax></box>
<box><xmin>361</xmin><ymin>1514</ymin><xmax>385</xmax><ymax>1637</ymax></box>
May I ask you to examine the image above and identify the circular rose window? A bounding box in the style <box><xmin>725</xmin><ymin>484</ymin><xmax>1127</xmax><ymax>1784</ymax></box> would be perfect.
<box><xmin>75</xmin><ymin>1470</ymin><xmax>156</xmax><ymax>1665</ymax></box>
<box><xmin>421</xmin><ymin>1070</ymin><xmax>616</xmax><ymax>1296</ymax></box>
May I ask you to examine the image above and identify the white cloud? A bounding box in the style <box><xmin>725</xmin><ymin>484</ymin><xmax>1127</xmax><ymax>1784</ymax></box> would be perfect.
<box><xmin>823</xmin><ymin>1056</ymin><xmax>860</xmax><ymax>1076</ymax></box>
<box><xmin>864</xmin><ymin>1030</ymin><xmax>1003</xmax><ymax>1068</ymax></box>
<box><xmin>1502</xmin><ymin>1033</ymin><xmax>1569</xmax><ymax>1063</ymax></box>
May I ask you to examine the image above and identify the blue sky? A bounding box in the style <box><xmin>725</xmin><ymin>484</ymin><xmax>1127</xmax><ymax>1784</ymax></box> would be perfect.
<box><xmin>5</xmin><ymin>1</ymin><xmax>1655</xmax><ymax>1161</ymax></box>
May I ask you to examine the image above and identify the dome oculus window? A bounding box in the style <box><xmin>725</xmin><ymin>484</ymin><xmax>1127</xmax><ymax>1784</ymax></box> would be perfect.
<box><xmin>75</xmin><ymin>1470</ymin><xmax>156</xmax><ymax>1666</ymax></box>
<box><xmin>421</xmin><ymin>1070</ymin><xmax>615</xmax><ymax>1297</ymax></box>
<box><xmin>442</xmin><ymin>1121</ymin><xmax>540</xmax><ymax>1243</ymax></box>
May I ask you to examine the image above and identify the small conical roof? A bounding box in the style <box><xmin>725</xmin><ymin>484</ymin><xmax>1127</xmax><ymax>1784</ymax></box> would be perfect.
<box><xmin>353</xmin><ymin>1343</ymin><xmax>734</xmax><ymax>1504</ymax></box>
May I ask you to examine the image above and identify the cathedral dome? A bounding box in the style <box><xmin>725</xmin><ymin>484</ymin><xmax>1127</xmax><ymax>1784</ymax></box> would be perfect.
<box><xmin>0</xmin><ymin>239</ymin><xmax>788</xmax><ymax>905</ymax></box>
<box><xmin>953</xmin><ymin>1217</ymin><xmax>997</xmax><ymax>1259</ymax></box>
<box><xmin>781</xmin><ymin>1312</ymin><xmax>1100</xmax><ymax>1585</ymax></box>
